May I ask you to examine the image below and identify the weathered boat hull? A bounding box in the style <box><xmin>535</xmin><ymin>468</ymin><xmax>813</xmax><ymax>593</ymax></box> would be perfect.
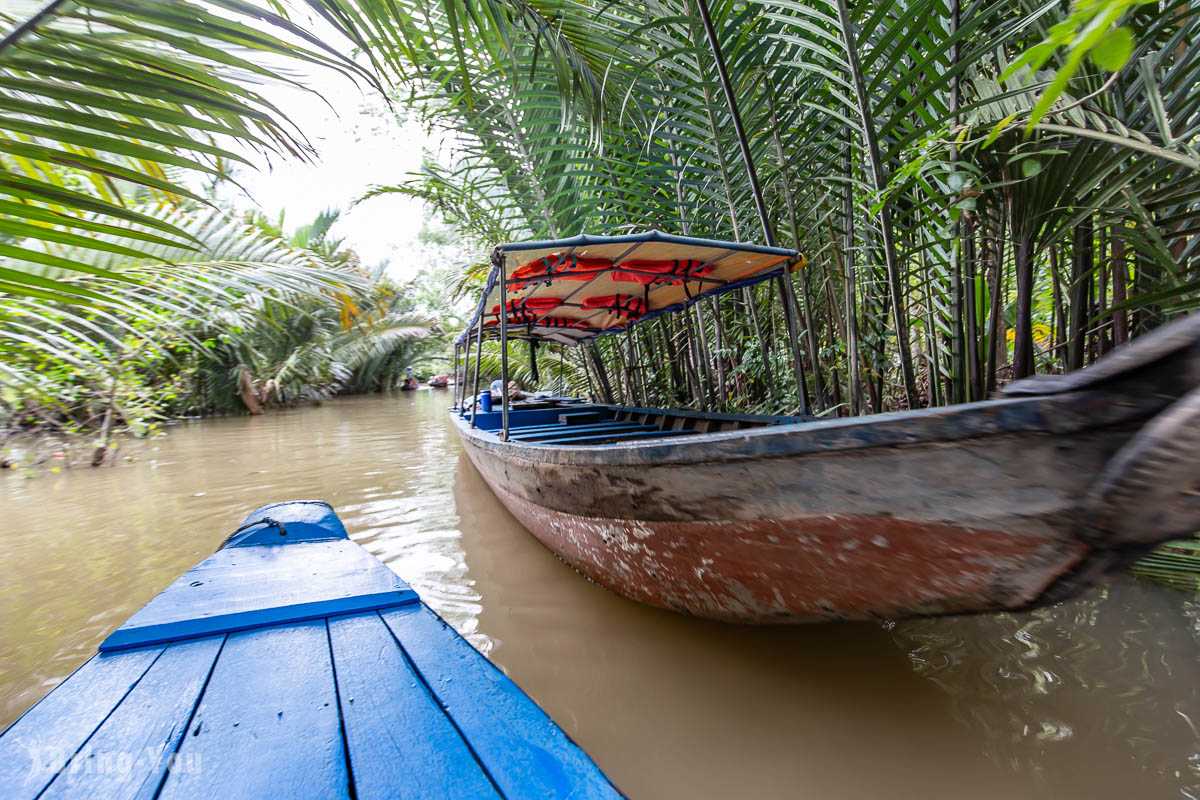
<box><xmin>454</xmin><ymin>316</ymin><xmax>1200</xmax><ymax>624</ymax></box>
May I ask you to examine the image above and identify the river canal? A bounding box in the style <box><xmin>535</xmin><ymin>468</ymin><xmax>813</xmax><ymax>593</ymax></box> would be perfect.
<box><xmin>2</xmin><ymin>391</ymin><xmax>1197</xmax><ymax>798</ymax></box>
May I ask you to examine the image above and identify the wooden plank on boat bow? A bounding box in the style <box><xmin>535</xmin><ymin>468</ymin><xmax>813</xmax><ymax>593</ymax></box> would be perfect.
<box><xmin>327</xmin><ymin>611</ymin><xmax>501</xmax><ymax>800</ymax></box>
<box><xmin>156</xmin><ymin>621</ymin><xmax>349</xmax><ymax>800</ymax></box>
<box><xmin>39</xmin><ymin>636</ymin><xmax>223</xmax><ymax>800</ymax></box>
<box><xmin>100</xmin><ymin>540</ymin><xmax>417</xmax><ymax>651</ymax></box>
<box><xmin>0</xmin><ymin>647</ymin><xmax>163</xmax><ymax>799</ymax></box>
<box><xmin>380</xmin><ymin>606</ymin><xmax>621</xmax><ymax>799</ymax></box>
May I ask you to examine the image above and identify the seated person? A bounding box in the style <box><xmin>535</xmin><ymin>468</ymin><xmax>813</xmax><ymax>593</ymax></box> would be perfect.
<box><xmin>489</xmin><ymin>378</ymin><xmax>526</xmax><ymax>401</ymax></box>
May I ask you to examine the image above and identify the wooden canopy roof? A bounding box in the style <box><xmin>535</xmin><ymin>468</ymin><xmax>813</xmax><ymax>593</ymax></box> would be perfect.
<box><xmin>457</xmin><ymin>231</ymin><xmax>801</xmax><ymax>346</ymax></box>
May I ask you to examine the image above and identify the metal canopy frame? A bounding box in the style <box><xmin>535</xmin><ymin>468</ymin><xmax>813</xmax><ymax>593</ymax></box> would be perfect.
<box><xmin>454</xmin><ymin>230</ymin><xmax>798</xmax><ymax>348</ymax></box>
<box><xmin>454</xmin><ymin>230</ymin><xmax>800</xmax><ymax>441</ymax></box>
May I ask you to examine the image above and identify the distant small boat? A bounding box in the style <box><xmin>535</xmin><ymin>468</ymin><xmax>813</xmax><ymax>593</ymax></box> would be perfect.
<box><xmin>0</xmin><ymin>501</ymin><xmax>620</xmax><ymax>799</ymax></box>
<box><xmin>428</xmin><ymin>374</ymin><xmax>450</xmax><ymax>388</ymax></box>
<box><xmin>399</xmin><ymin>377</ymin><xmax>419</xmax><ymax>391</ymax></box>
<box><xmin>451</xmin><ymin>231</ymin><xmax>1200</xmax><ymax>624</ymax></box>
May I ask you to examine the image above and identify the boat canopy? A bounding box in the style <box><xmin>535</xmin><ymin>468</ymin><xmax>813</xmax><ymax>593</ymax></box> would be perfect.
<box><xmin>456</xmin><ymin>231</ymin><xmax>801</xmax><ymax>346</ymax></box>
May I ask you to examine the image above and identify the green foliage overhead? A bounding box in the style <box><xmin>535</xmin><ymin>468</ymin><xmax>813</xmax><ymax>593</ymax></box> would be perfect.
<box><xmin>0</xmin><ymin>0</ymin><xmax>376</xmax><ymax>300</ymax></box>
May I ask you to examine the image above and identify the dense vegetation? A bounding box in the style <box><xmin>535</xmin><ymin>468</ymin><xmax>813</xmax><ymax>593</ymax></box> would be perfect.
<box><xmin>0</xmin><ymin>2</ymin><xmax>457</xmax><ymax>465</ymax></box>
<box><xmin>350</xmin><ymin>0</ymin><xmax>1199</xmax><ymax>417</ymax></box>
<box><xmin>2</xmin><ymin>0</ymin><xmax>1197</xmax><ymax>445</ymax></box>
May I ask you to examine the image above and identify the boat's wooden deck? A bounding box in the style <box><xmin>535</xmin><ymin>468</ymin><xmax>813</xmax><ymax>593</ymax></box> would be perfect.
<box><xmin>0</xmin><ymin>502</ymin><xmax>619</xmax><ymax>800</ymax></box>
<box><xmin>477</xmin><ymin>402</ymin><xmax>806</xmax><ymax>446</ymax></box>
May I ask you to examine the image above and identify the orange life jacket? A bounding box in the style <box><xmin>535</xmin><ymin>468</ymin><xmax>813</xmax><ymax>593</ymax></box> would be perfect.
<box><xmin>611</xmin><ymin>259</ymin><xmax>714</xmax><ymax>286</ymax></box>
<box><xmin>485</xmin><ymin>311</ymin><xmax>588</xmax><ymax>330</ymax></box>
<box><xmin>581</xmin><ymin>294</ymin><xmax>646</xmax><ymax>320</ymax></box>
<box><xmin>538</xmin><ymin>315</ymin><xmax>590</xmax><ymax>330</ymax></box>
<box><xmin>490</xmin><ymin>297</ymin><xmax>563</xmax><ymax>315</ymax></box>
<box><xmin>508</xmin><ymin>253</ymin><xmax>612</xmax><ymax>290</ymax></box>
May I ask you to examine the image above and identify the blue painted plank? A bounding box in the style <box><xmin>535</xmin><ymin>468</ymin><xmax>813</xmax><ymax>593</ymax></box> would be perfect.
<box><xmin>157</xmin><ymin>621</ymin><xmax>349</xmax><ymax>800</ymax></box>
<box><xmin>473</xmin><ymin>405</ymin><xmax>601</xmax><ymax>431</ymax></box>
<box><xmin>0</xmin><ymin>647</ymin><xmax>162</xmax><ymax>799</ymax></box>
<box><xmin>531</xmin><ymin>428</ymin><xmax>692</xmax><ymax>446</ymax></box>
<box><xmin>508</xmin><ymin>423</ymin><xmax>655</xmax><ymax>441</ymax></box>
<box><xmin>327</xmin><ymin>612</ymin><xmax>501</xmax><ymax>800</ymax></box>
<box><xmin>39</xmin><ymin>636</ymin><xmax>223</xmax><ymax>800</ymax></box>
<box><xmin>491</xmin><ymin>414</ymin><xmax>615</xmax><ymax>434</ymax></box>
<box><xmin>381</xmin><ymin>606</ymin><xmax>621</xmax><ymax>799</ymax></box>
<box><xmin>101</xmin><ymin>540</ymin><xmax>416</xmax><ymax>651</ymax></box>
<box><xmin>225</xmin><ymin>500</ymin><xmax>347</xmax><ymax>548</ymax></box>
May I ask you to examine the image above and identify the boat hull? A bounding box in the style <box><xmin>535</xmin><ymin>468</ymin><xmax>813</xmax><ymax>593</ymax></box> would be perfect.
<box><xmin>486</xmin><ymin>478</ymin><xmax>1088</xmax><ymax>623</ymax></box>
<box><xmin>454</xmin><ymin>319</ymin><xmax>1200</xmax><ymax>624</ymax></box>
<box><xmin>457</xmin><ymin>418</ymin><xmax>1119</xmax><ymax>623</ymax></box>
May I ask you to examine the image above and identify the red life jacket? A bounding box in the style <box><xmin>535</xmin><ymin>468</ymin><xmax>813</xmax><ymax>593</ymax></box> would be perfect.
<box><xmin>509</xmin><ymin>253</ymin><xmax>612</xmax><ymax>290</ymax></box>
<box><xmin>538</xmin><ymin>315</ymin><xmax>590</xmax><ymax>330</ymax></box>
<box><xmin>484</xmin><ymin>310</ymin><xmax>539</xmax><ymax>327</ymax></box>
<box><xmin>581</xmin><ymin>294</ymin><xmax>646</xmax><ymax>320</ymax></box>
<box><xmin>485</xmin><ymin>311</ymin><xmax>588</xmax><ymax>329</ymax></box>
<box><xmin>611</xmin><ymin>259</ymin><xmax>714</xmax><ymax>286</ymax></box>
<box><xmin>490</xmin><ymin>297</ymin><xmax>563</xmax><ymax>315</ymax></box>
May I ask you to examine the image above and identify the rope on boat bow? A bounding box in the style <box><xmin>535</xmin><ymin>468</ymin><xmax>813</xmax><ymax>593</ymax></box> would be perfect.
<box><xmin>221</xmin><ymin>516</ymin><xmax>288</xmax><ymax>547</ymax></box>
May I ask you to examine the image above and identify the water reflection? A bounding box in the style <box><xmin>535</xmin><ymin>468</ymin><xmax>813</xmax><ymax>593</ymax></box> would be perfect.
<box><xmin>894</xmin><ymin>585</ymin><xmax>1200</xmax><ymax>798</ymax></box>
<box><xmin>1</xmin><ymin>391</ymin><xmax>1197</xmax><ymax>799</ymax></box>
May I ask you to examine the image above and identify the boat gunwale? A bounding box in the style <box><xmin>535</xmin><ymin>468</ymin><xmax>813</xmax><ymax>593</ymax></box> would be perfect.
<box><xmin>450</xmin><ymin>387</ymin><xmax>1163</xmax><ymax>468</ymax></box>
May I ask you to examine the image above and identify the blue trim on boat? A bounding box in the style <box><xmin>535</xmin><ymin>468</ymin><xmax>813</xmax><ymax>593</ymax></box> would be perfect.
<box><xmin>495</xmin><ymin>229</ymin><xmax>797</xmax><ymax>257</ymax></box>
<box><xmin>0</xmin><ymin>500</ymin><xmax>622</xmax><ymax>799</ymax></box>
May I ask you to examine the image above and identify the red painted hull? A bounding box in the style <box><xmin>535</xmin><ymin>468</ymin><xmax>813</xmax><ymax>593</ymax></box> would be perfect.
<box><xmin>471</xmin><ymin>455</ymin><xmax>1089</xmax><ymax>623</ymax></box>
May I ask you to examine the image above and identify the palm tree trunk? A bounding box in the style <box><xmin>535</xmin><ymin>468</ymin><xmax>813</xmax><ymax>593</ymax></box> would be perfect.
<box><xmin>1068</xmin><ymin>217</ymin><xmax>1094</xmax><ymax>371</ymax></box>
<box><xmin>985</xmin><ymin>209</ymin><xmax>1007</xmax><ymax>394</ymax></box>
<box><xmin>1012</xmin><ymin>231</ymin><xmax>1036</xmax><ymax>379</ymax></box>
<box><xmin>841</xmin><ymin>134</ymin><xmax>865</xmax><ymax>414</ymax></box>
<box><xmin>658</xmin><ymin>318</ymin><xmax>684</xmax><ymax>403</ymax></box>
<box><xmin>587</xmin><ymin>343</ymin><xmax>614</xmax><ymax>403</ymax></box>
<box><xmin>91</xmin><ymin>372</ymin><xmax>119</xmax><ymax>467</ymax></box>
<box><xmin>833</xmin><ymin>0</ymin><xmax>918</xmax><ymax>408</ymax></box>
<box><xmin>711</xmin><ymin>296</ymin><xmax>728</xmax><ymax>405</ymax></box>
<box><xmin>1112</xmin><ymin>233</ymin><xmax>1129</xmax><ymax>345</ymax></box>
<box><xmin>963</xmin><ymin>215</ymin><xmax>982</xmax><ymax>400</ymax></box>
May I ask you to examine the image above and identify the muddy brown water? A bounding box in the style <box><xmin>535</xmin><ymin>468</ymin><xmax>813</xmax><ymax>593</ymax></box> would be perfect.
<box><xmin>2</xmin><ymin>392</ymin><xmax>1198</xmax><ymax>798</ymax></box>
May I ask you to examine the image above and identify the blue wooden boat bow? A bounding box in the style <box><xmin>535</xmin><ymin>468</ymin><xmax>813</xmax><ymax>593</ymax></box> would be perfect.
<box><xmin>0</xmin><ymin>500</ymin><xmax>622</xmax><ymax>799</ymax></box>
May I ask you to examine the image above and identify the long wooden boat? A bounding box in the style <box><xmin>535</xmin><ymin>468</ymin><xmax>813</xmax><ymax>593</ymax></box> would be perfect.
<box><xmin>451</xmin><ymin>231</ymin><xmax>1200</xmax><ymax>624</ymax></box>
<box><xmin>0</xmin><ymin>501</ymin><xmax>620</xmax><ymax>799</ymax></box>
